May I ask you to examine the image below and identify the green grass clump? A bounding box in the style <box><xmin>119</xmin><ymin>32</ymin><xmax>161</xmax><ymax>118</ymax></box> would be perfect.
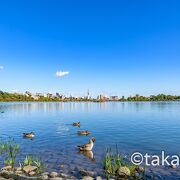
<box><xmin>104</xmin><ymin>147</ymin><xmax>126</xmax><ymax>176</ymax></box>
<box><xmin>34</xmin><ymin>159</ymin><xmax>45</xmax><ymax>174</ymax></box>
<box><xmin>0</xmin><ymin>138</ymin><xmax>46</xmax><ymax>174</ymax></box>
<box><xmin>0</xmin><ymin>139</ymin><xmax>20</xmax><ymax>168</ymax></box>
<box><xmin>23</xmin><ymin>155</ymin><xmax>34</xmax><ymax>166</ymax></box>
<box><xmin>104</xmin><ymin>147</ymin><xmax>145</xmax><ymax>179</ymax></box>
<box><xmin>22</xmin><ymin>155</ymin><xmax>45</xmax><ymax>174</ymax></box>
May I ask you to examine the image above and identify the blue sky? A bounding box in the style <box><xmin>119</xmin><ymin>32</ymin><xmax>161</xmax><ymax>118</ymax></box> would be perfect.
<box><xmin>0</xmin><ymin>0</ymin><xmax>180</xmax><ymax>97</ymax></box>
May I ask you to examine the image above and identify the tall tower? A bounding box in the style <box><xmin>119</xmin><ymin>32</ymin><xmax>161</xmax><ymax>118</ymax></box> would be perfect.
<box><xmin>87</xmin><ymin>89</ymin><xmax>90</xmax><ymax>100</ymax></box>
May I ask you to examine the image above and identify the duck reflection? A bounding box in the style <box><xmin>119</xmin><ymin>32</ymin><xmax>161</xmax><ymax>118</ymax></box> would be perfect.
<box><xmin>79</xmin><ymin>150</ymin><xmax>96</xmax><ymax>162</ymax></box>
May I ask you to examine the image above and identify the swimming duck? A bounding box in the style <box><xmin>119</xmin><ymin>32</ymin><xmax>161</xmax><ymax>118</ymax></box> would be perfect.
<box><xmin>78</xmin><ymin>130</ymin><xmax>90</xmax><ymax>135</ymax></box>
<box><xmin>73</xmin><ymin>122</ymin><xmax>81</xmax><ymax>127</ymax></box>
<box><xmin>23</xmin><ymin>132</ymin><xmax>35</xmax><ymax>138</ymax></box>
<box><xmin>77</xmin><ymin>137</ymin><xmax>96</xmax><ymax>151</ymax></box>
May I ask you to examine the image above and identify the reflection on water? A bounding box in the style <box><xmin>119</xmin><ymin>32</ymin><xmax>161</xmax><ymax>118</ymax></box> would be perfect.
<box><xmin>1</xmin><ymin>102</ymin><xmax>180</xmax><ymax>178</ymax></box>
<box><xmin>1</xmin><ymin>101</ymin><xmax>180</xmax><ymax>114</ymax></box>
<box><xmin>79</xmin><ymin>150</ymin><xmax>96</xmax><ymax>163</ymax></box>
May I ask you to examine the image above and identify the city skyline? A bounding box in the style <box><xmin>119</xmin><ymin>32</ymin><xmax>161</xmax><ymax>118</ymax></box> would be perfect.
<box><xmin>0</xmin><ymin>1</ymin><xmax>180</xmax><ymax>97</ymax></box>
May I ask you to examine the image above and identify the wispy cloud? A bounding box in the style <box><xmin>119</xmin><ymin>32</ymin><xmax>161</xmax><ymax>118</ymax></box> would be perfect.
<box><xmin>56</xmin><ymin>71</ymin><xmax>69</xmax><ymax>77</ymax></box>
<box><xmin>0</xmin><ymin>65</ymin><xmax>4</xmax><ymax>70</ymax></box>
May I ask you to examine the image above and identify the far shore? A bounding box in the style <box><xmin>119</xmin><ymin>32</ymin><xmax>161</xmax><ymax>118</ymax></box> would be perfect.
<box><xmin>1</xmin><ymin>91</ymin><xmax>180</xmax><ymax>102</ymax></box>
<box><xmin>0</xmin><ymin>100</ymin><xmax>180</xmax><ymax>103</ymax></box>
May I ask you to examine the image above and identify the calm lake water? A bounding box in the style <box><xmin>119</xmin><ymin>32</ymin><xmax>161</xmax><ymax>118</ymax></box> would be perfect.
<box><xmin>0</xmin><ymin>102</ymin><xmax>180</xmax><ymax>179</ymax></box>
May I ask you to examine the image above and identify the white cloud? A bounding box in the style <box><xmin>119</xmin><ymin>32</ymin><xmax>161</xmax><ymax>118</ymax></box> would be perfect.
<box><xmin>56</xmin><ymin>71</ymin><xmax>69</xmax><ymax>77</ymax></box>
<box><xmin>0</xmin><ymin>65</ymin><xmax>4</xmax><ymax>70</ymax></box>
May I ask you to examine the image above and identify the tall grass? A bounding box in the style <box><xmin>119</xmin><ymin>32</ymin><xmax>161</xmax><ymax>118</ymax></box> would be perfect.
<box><xmin>34</xmin><ymin>159</ymin><xmax>45</xmax><ymax>174</ymax></box>
<box><xmin>0</xmin><ymin>139</ymin><xmax>20</xmax><ymax>168</ymax></box>
<box><xmin>0</xmin><ymin>138</ymin><xmax>45</xmax><ymax>174</ymax></box>
<box><xmin>104</xmin><ymin>147</ymin><xmax>127</xmax><ymax>176</ymax></box>
<box><xmin>104</xmin><ymin>146</ymin><xmax>144</xmax><ymax>178</ymax></box>
<box><xmin>24</xmin><ymin>155</ymin><xmax>34</xmax><ymax>166</ymax></box>
<box><xmin>23</xmin><ymin>155</ymin><xmax>45</xmax><ymax>174</ymax></box>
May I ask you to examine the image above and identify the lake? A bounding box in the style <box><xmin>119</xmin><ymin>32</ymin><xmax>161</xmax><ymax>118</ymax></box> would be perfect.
<box><xmin>0</xmin><ymin>102</ymin><xmax>180</xmax><ymax>179</ymax></box>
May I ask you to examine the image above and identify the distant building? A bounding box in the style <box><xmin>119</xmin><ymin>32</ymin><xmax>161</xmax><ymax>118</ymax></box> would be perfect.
<box><xmin>55</xmin><ymin>93</ymin><xmax>65</xmax><ymax>99</ymax></box>
<box><xmin>25</xmin><ymin>91</ymin><xmax>32</xmax><ymax>97</ymax></box>
<box><xmin>87</xmin><ymin>89</ymin><xmax>90</xmax><ymax>100</ymax></box>
<box><xmin>56</xmin><ymin>93</ymin><xmax>60</xmax><ymax>97</ymax></box>
<box><xmin>31</xmin><ymin>95</ymin><xmax>39</xmax><ymax>100</ymax></box>
<box><xmin>110</xmin><ymin>96</ymin><xmax>119</xmax><ymax>101</ymax></box>
<box><xmin>47</xmin><ymin>93</ymin><xmax>53</xmax><ymax>98</ymax></box>
<box><xmin>97</xmin><ymin>94</ymin><xmax>107</xmax><ymax>101</ymax></box>
<box><xmin>36</xmin><ymin>93</ymin><xmax>43</xmax><ymax>97</ymax></box>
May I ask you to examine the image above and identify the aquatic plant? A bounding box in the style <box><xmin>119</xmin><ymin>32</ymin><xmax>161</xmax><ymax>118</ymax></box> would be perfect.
<box><xmin>104</xmin><ymin>146</ymin><xmax>144</xmax><ymax>178</ymax></box>
<box><xmin>104</xmin><ymin>147</ymin><xmax>126</xmax><ymax>176</ymax></box>
<box><xmin>104</xmin><ymin>149</ymin><xmax>112</xmax><ymax>174</ymax></box>
<box><xmin>0</xmin><ymin>139</ymin><xmax>20</xmax><ymax>168</ymax></box>
<box><xmin>23</xmin><ymin>155</ymin><xmax>34</xmax><ymax>166</ymax></box>
<box><xmin>34</xmin><ymin>159</ymin><xmax>46</xmax><ymax>174</ymax></box>
<box><xmin>0</xmin><ymin>138</ymin><xmax>46</xmax><ymax>175</ymax></box>
<box><xmin>22</xmin><ymin>155</ymin><xmax>46</xmax><ymax>173</ymax></box>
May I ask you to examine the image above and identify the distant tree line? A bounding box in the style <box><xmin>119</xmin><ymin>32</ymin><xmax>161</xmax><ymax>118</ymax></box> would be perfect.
<box><xmin>119</xmin><ymin>94</ymin><xmax>180</xmax><ymax>101</ymax></box>
<box><xmin>0</xmin><ymin>91</ymin><xmax>180</xmax><ymax>102</ymax></box>
<box><xmin>0</xmin><ymin>91</ymin><xmax>34</xmax><ymax>101</ymax></box>
<box><xmin>0</xmin><ymin>91</ymin><xmax>92</xmax><ymax>102</ymax></box>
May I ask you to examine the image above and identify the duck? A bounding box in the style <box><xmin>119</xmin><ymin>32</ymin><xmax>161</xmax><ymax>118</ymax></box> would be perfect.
<box><xmin>73</xmin><ymin>122</ymin><xmax>81</xmax><ymax>127</ymax></box>
<box><xmin>78</xmin><ymin>130</ymin><xmax>90</xmax><ymax>136</ymax></box>
<box><xmin>23</xmin><ymin>132</ymin><xmax>35</xmax><ymax>138</ymax></box>
<box><xmin>77</xmin><ymin>137</ymin><xmax>96</xmax><ymax>151</ymax></box>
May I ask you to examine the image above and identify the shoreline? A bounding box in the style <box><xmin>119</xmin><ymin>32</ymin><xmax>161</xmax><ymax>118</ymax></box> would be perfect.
<box><xmin>0</xmin><ymin>100</ymin><xmax>180</xmax><ymax>103</ymax></box>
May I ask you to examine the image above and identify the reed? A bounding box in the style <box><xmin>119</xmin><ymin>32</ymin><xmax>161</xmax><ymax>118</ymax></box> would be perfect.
<box><xmin>23</xmin><ymin>155</ymin><xmax>34</xmax><ymax>166</ymax></box>
<box><xmin>0</xmin><ymin>139</ymin><xmax>20</xmax><ymax>168</ymax></box>
<box><xmin>104</xmin><ymin>146</ymin><xmax>145</xmax><ymax>178</ymax></box>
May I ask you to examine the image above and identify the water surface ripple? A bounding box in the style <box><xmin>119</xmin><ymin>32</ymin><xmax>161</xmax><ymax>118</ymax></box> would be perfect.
<box><xmin>0</xmin><ymin>102</ymin><xmax>180</xmax><ymax>179</ymax></box>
